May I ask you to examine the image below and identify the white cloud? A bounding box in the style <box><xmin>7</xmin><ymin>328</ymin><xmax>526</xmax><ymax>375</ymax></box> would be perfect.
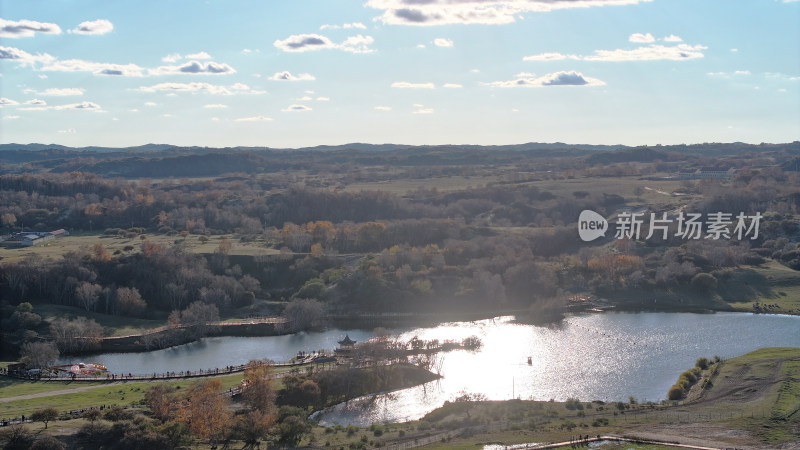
<box><xmin>25</xmin><ymin>99</ymin><xmax>47</xmax><ymax>106</ymax></box>
<box><xmin>0</xmin><ymin>45</ymin><xmax>56</xmax><ymax>66</ymax></box>
<box><xmin>523</xmin><ymin>52</ymin><xmax>574</xmax><ymax>61</ymax></box>
<box><xmin>282</xmin><ymin>104</ymin><xmax>312</xmax><ymax>112</ymax></box>
<box><xmin>413</xmin><ymin>107</ymin><xmax>434</xmax><ymax>114</ymax></box>
<box><xmin>366</xmin><ymin>0</ymin><xmax>653</xmax><ymax>26</ymax></box>
<box><xmin>42</xmin><ymin>58</ymin><xmax>146</xmax><ymax>76</ymax></box>
<box><xmin>434</xmin><ymin>38</ymin><xmax>454</xmax><ymax>47</ymax></box>
<box><xmin>0</xmin><ymin>19</ymin><xmax>61</xmax><ymax>38</ymax></box>
<box><xmin>235</xmin><ymin>116</ymin><xmax>274</xmax><ymax>122</ymax></box>
<box><xmin>162</xmin><ymin>53</ymin><xmax>182</xmax><ymax>63</ymax></box>
<box><xmin>144</xmin><ymin>102</ymin><xmax>157</xmax><ymax>107</ymax></box>
<box><xmin>629</xmin><ymin>33</ymin><xmax>655</xmax><ymax>43</ymax></box>
<box><xmin>443</xmin><ymin>83</ymin><xmax>463</xmax><ymax>88</ymax></box>
<box><xmin>138</xmin><ymin>82</ymin><xmax>256</xmax><ymax>95</ymax></box>
<box><xmin>486</xmin><ymin>70</ymin><xmax>605</xmax><ymax>87</ymax></box>
<box><xmin>151</xmin><ymin>60</ymin><xmax>236</xmax><ymax>75</ymax></box>
<box><xmin>583</xmin><ymin>44</ymin><xmax>706</xmax><ymax>61</ymax></box>
<box><xmin>203</xmin><ymin>104</ymin><xmax>228</xmax><ymax>108</ymax></box>
<box><xmin>58</xmin><ymin>128</ymin><xmax>77</xmax><ymax>134</ymax></box>
<box><xmin>300</xmin><ymin>96</ymin><xmax>313</xmax><ymax>101</ymax></box>
<box><xmin>391</xmin><ymin>81</ymin><xmax>435</xmax><ymax>89</ymax></box>
<box><xmin>321</xmin><ymin>22</ymin><xmax>367</xmax><ymax>30</ymax></box>
<box><xmin>374</xmin><ymin>106</ymin><xmax>392</xmax><ymax>111</ymax></box>
<box><xmin>20</xmin><ymin>101</ymin><xmax>102</xmax><ymax>111</ymax></box>
<box><xmin>31</xmin><ymin>88</ymin><xmax>85</xmax><ymax>96</ymax></box>
<box><xmin>4</xmin><ymin>115</ymin><xmax>20</xmax><ymax>119</ymax></box>
<box><xmin>316</xmin><ymin>96</ymin><xmax>330</xmax><ymax>101</ymax></box>
<box><xmin>0</xmin><ymin>97</ymin><xmax>20</xmax><ymax>106</ymax></box>
<box><xmin>340</xmin><ymin>35</ymin><xmax>376</xmax><ymax>53</ymax></box>
<box><xmin>663</xmin><ymin>34</ymin><xmax>683</xmax><ymax>42</ymax></box>
<box><xmin>70</xmin><ymin>19</ymin><xmax>113</xmax><ymax>35</ymax></box>
<box><xmin>186</xmin><ymin>51</ymin><xmax>212</xmax><ymax>60</ymax></box>
<box><xmin>274</xmin><ymin>33</ymin><xmax>375</xmax><ymax>53</ymax></box>
<box><xmin>416</xmin><ymin>44</ymin><xmax>426</xmax><ymax>49</ymax></box>
<box><xmin>269</xmin><ymin>71</ymin><xmax>316</xmax><ymax>81</ymax></box>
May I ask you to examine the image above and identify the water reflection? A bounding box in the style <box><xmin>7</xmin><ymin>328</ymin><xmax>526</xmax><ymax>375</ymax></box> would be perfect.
<box><xmin>63</xmin><ymin>312</ymin><xmax>800</xmax><ymax>426</ymax></box>
<box><xmin>314</xmin><ymin>312</ymin><xmax>800</xmax><ymax>426</ymax></box>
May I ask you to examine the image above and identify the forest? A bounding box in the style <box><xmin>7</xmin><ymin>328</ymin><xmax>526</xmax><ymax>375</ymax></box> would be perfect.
<box><xmin>1</xmin><ymin>142</ymin><xmax>799</xmax><ymax>356</ymax></box>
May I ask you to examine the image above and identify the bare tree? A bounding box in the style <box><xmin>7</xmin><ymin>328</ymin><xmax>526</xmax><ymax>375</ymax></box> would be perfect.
<box><xmin>75</xmin><ymin>282</ymin><xmax>102</xmax><ymax>312</ymax></box>
<box><xmin>282</xmin><ymin>298</ymin><xmax>324</xmax><ymax>332</ymax></box>
<box><xmin>20</xmin><ymin>341</ymin><xmax>59</xmax><ymax>370</ymax></box>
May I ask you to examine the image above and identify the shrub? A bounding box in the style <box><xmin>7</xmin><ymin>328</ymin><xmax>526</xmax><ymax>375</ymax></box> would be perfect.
<box><xmin>668</xmin><ymin>385</ymin><xmax>684</xmax><ymax>400</ymax></box>
<box><xmin>695</xmin><ymin>357</ymin><xmax>709</xmax><ymax>370</ymax></box>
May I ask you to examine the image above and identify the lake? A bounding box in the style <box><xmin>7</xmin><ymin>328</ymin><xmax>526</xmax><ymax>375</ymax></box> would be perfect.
<box><xmin>62</xmin><ymin>311</ymin><xmax>800</xmax><ymax>425</ymax></box>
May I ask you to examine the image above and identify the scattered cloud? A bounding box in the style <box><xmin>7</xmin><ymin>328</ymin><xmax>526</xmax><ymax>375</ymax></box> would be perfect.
<box><xmin>0</xmin><ymin>97</ymin><xmax>20</xmax><ymax>106</ymax></box>
<box><xmin>524</xmin><ymin>36</ymin><xmax>704</xmax><ymax>62</ymax></box>
<box><xmin>523</xmin><ymin>52</ymin><xmax>573</xmax><ymax>61</ymax></box>
<box><xmin>583</xmin><ymin>43</ymin><xmax>706</xmax><ymax>61</ymax></box>
<box><xmin>25</xmin><ymin>99</ymin><xmax>47</xmax><ymax>106</ymax></box>
<box><xmin>269</xmin><ymin>71</ymin><xmax>316</xmax><ymax>81</ymax></box>
<box><xmin>0</xmin><ymin>18</ymin><xmax>61</xmax><ymax>38</ymax></box>
<box><xmin>186</xmin><ymin>51</ymin><xmax>212</xmax><ymax>60</ymax></box>
<box><xmin>20</xmin><ymin>101</ymin><xmax>102</xmax><ymax>111</ymax></box>
<box><xmin>144</xmin><ymin>102</ymin><xmax>157</xmax><ymax>107</ymax></box>
<box><xmin>486</xmin><ymin>70</ymin><xmax>605</xmax><ymax>87</ymax></box>
<box><xmin>41</xmin><ymin>58</ymin><xmax>146</xmax><ymax>76</ymax></box>
<box><xmin>236</xmin><ymin>116</ymin><xmax>274</xmax><ymax>122</ymax></box>
<box><xmin>366</xmin><ymin>0</ymin><xmax>653</xmax><ymax>26</ymax></box>
<box><xmin>0</xmin><ymin>45</ymin><xmax>56</xmax><ymax>66</ymax></box>
<box><xmin>416</xmin><ymin>44</ymin><xmax>426</xmax><ymax>49</ymax></box>
<box><xmin>629</xmin><ymin>33</ymin><xmax>655</xmax><ymax>43</ymax></box>
<box><xmin>151</xmin><ymin>60</ymin><xmax>236</xmax><ymax>75</ymax></box>
<box><xmin>162</xmin><ymin>53</ymin><xmax>182</xmax><ymax>63</ymax></box>
<box><xmin>413</xmin><ymin>107</ymin><xmax>434</xmax><ymax>114</ymax></box>
<box><xmin>70</xmin><ymin>19</ymin><xmax>113</xmax><ymax>35</ymax></box>
<box><xmin>58</xmin><ymin>128</ymin><xmax>77</xmax><ymax>134</ymax></box>
<box><xmin>27</xmin><ymin>87</ymin><xmax>85</xmax><ymax>96</ymax></box>
<box><xmin>443</xmin><ymin>83</ymin><xmax>463</xmax><ymax>88</ymax></box>
<box><xmin>317</xmin><ymin>96</ymin><xmax>330</xmax><ymax>101</ymax></box>
<box><xmin>203</xmin><ymin>104</ymin><xmax>228</xmax><ymax>108</ymax></box>
<box><xmin>274</xmin><ymin>33</ymin><xmax>375</xmax><ymax>53</ymax></box>
<box><xmin>139</xmin><ymin>82</ymin><xmax>254</xmax><ymax>95</ymax></box>
<box><xmin>434</xmin><ymin>38</ymin><xmax>454</xmax><ymax>47</ymax></box>
<box><xmin>374</xmin><ymin>106</ymin><xmax>392</xmax><ymax>111</ymax></box>
<box><xmin>282</xmin><ymin>104</ymin><xmax>313</xmax><ymax>112</ymax></box>
<box><xmin>391</xmin><ymin>81</ymin><xmax>435</xmax><ymax>89</ymax></box>
<box><xmin>321</xmin><ymin>22</ymin><xmax>367</xmax><ymax>30</ymax></box>
<box><xmin>4</xmin><ymin>115</ymin><xmax>20</xmax><ymax>119</ymax></box>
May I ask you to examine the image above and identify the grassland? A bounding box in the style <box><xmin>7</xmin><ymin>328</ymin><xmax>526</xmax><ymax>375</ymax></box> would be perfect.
<box><xmin>0</xmin><ymin>231</ymin><xmax>280</xmax><ymax>263</ymax></box>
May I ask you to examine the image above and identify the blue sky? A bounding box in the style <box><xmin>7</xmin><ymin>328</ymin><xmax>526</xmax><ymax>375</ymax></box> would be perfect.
<box><xmin>1</xmin><ymin>0</ymin><xmax>798</xmax><ymax>148</ymax></box>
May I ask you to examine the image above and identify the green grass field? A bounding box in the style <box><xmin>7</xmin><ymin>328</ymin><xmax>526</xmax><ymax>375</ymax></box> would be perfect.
<box><xmin>725</xmin><ymin>260</ymin><xmax>800</xmax><ymax>313</ymax></box>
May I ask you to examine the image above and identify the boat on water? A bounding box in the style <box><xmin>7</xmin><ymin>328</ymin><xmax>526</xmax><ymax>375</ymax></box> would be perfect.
<box><xmin>54</xmin><ymin>362</ymin><xmax>108</xmax><ymax>375</ymax></box>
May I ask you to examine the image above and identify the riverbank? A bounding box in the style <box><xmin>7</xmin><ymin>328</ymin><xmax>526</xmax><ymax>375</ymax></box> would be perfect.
<box><xmin>410</xmin><ymin>347</ymin><xmax>800</xmax><ymax>450</ymax></box>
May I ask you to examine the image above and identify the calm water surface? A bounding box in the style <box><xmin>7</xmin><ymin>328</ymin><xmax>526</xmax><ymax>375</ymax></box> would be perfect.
<box><xmin>63</xmin><ymin>312</ymin><xmax>800</xmax><ymax>425</ymax></box>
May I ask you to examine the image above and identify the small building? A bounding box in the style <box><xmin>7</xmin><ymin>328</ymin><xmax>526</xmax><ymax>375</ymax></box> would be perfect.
<box><xmin>334</xmin><ymin>335</ymin><xmax>357</xmax><ymax>355</ymax></box>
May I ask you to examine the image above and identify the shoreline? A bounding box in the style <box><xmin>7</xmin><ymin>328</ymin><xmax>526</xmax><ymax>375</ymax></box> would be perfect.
<box><xmin>53</xmin><ymin>306</ymin><xmax>797</xmax><ymax>356</ymax></box>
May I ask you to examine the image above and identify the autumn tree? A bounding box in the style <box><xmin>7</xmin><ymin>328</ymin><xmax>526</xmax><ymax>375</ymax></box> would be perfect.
<box><xmin>241</xmin><ymin>359</ymin><xmax>277</xmax><ymax>413</ymax></box>
<box><xmin>176</xmin><ymin>379</ymin><xmax>233</xmax><ymax>447</ymax></box>
<box><xmin>145</xmin><ymin>384</ymin><xmax>179</xmax><ymax>422</ymax></box>
<box><xmin>233</xmin><ymin>410</ymin><xmax>275</xmax><ymax>450</ymax></box>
